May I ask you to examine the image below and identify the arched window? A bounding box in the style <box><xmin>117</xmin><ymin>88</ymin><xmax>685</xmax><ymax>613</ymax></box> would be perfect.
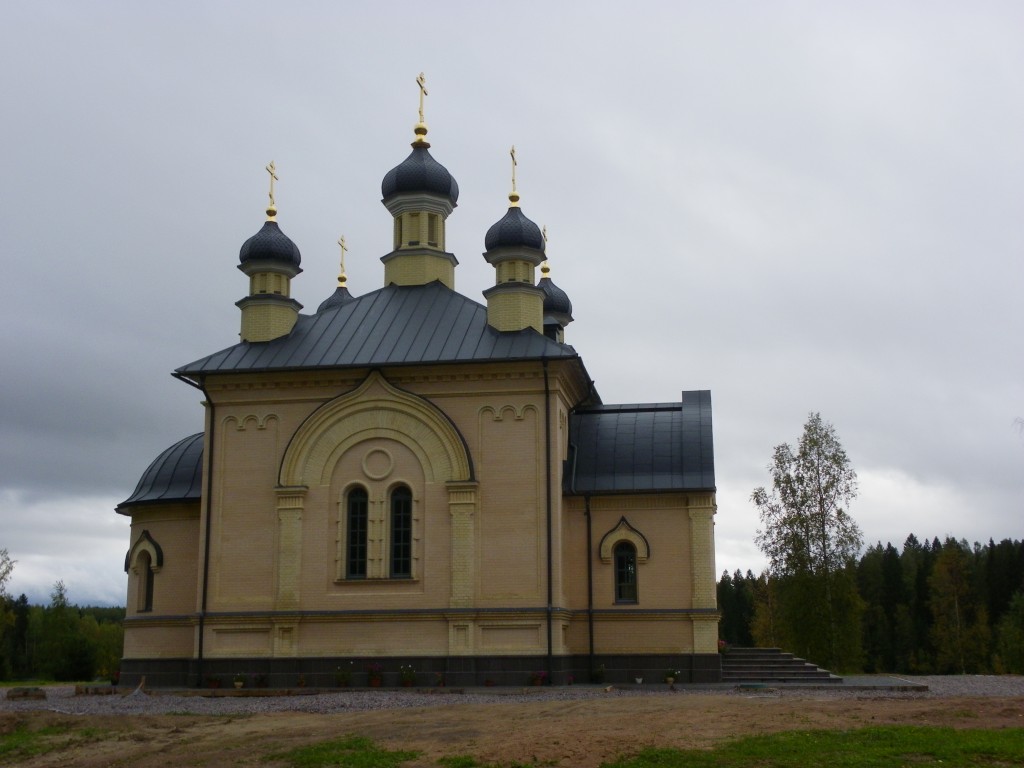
<box><xmin>346</xmin><ymin>487</ymin><xmax>368</xmax><ymax>579</ymax></box>
<box><xmin>390</xmin><ymin>486</ymin><xmax>412</xmax><ymax>578</ymax></box>
<box><xmin>614</xmin><ymin>542</ymin><xmax>638</xmax><ymax>603</ymax></box>
<box><xmin>137</xmin><ymin>550</ymin><xmax>154</xmax><ymax>612</ymax></box>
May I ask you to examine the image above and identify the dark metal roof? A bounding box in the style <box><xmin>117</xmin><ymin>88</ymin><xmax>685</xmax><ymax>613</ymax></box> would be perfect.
<box><xmin>381</xmin><ymin>144</ymin><xmax>459</xmax><ymax>204</ymax></box>
<box><xmin>565</xmin><ymin>391</ymin><xmax>715</xmax><ymax>495</ymax></box>
<box><xmin>239</xmin><ymin>220</ymin><xmax>301</xmax><ymax>267</ymax></box>
<box><xmin>177</xmin><ymin>281</ymin><xmax>578</xmax><ymax>377</ymax></box>
<box><xmin>485</xmin><ymin>206</ymin><xmax>545</xmax><ymax>251</ymax></box>
<box><xmin>117</xmin><ymin>432</ymin><xmax>203</xmax><ymax>513</ymax></box>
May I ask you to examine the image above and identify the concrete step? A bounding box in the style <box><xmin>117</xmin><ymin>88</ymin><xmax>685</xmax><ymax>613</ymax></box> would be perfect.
<box><xmin>720</xmin><ymin>647</ymin><xmax>843</xmax><ymax>684</ymax></box>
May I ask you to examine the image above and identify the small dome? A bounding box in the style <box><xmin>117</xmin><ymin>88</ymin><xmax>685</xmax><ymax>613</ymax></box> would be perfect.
<box><xmin>381</xmin><ymin>145</ymin><xmax>459</xmax><ymax>204</ymax></box>
<box><xmin>317</xmin><ymin>285</ymin><xmax>355</xmax><ymax>313</ymax></box>
<box><xmin>239</xmin><ymin>220</ymin><xmax>302</xmax><ymax>267</ymax></box>
<box><xmin>540</xmin><ymin>275</ymin><xmax>573</xmax><ymax>317</ymax></box>
<box><xmin>485</xmin><ymin>206</ymin><xmax>544</xmax><ymax>251</ymax></box>
<box><xmin>117</xmin><ymin>433</ymin><xmax>203</xmax><ymax>512</ymax></box>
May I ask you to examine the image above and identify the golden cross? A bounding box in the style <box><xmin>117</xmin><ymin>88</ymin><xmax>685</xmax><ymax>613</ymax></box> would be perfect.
<box><xmin>510</xmin><ymin>145</ymin><xmax>518</xmax><ymax>193</ymax></box>
<box><xmin>416</xmin><ymin>72</ymin><xmax>428</xmax><ymax>124</ymax></box>
<box><xmin>265</xmin><ymin>161</ymin><xmax>278</xmax><ymax>207</ymax></box>
<box><xmin>337</xmin><ymin>235</ymin><xmax>348</xmax><ymax>275</ymax></box>
<box><xmin>542</xmin><ymin>225</ymin><xmax>548</xmax><ymax>246</ymax></box>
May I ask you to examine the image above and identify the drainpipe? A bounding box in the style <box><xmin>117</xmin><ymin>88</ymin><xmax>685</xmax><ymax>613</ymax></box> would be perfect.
<box><xmin>543</xmin><ymin>359</ymin><xmax>553</xmax><ymax>684</ymax></box>
<box><xmin>585</xmin><ymin>495</ymin><xmax>594</xmax><ymax>671</ymax></box>
<box><xmin>177</xmin><ymin>374</ymin><xmax>215</xmax><ymax>688</ymax></box>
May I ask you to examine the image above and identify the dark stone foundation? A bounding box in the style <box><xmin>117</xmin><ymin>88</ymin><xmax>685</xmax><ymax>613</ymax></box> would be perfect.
<box><xmin>118</xmin><ymin>653</ymin><xmax>721</xmax><ymax>689</ymax></box>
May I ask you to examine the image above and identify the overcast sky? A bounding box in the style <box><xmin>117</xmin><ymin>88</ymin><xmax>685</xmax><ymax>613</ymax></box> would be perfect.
<box><xmin>2</xmin><ymin>2</ymin><xmax>1022</xmax><ymax>606</ymax></box>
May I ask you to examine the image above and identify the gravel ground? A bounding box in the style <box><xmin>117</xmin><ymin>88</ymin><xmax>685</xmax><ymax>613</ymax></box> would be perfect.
<box><xmin>3</xmin><ymin>676</ymin><xmax>1023</xmax><ymax>717</ymax></box>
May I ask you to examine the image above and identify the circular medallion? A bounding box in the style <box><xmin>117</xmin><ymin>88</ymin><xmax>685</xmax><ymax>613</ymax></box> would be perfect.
<box><xmin>362</xmin><ymin>448</ymin><xmax>394</xmax><ymax>480</ymax></box>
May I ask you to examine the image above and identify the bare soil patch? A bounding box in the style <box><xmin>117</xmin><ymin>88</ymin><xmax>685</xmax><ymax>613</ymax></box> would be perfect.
<box><xmin>3</xmin><ymin>687</ymin><xmax>1023</xmax><ymax>767</ymax></box>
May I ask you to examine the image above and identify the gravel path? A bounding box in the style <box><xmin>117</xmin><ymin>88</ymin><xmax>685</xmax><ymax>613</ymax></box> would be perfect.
<box><xmin>3</xmin><ymin>676</ymin><xmax>1023</xmax><ymax>717</ymax></box>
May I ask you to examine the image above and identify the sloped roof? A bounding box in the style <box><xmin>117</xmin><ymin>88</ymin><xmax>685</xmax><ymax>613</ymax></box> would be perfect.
<box><xmin>565</xmin><ymin>391</ymin><xmax>715</xmax><ymax>495</ymax></box>
<box><xmin>176</xmin><ymin>282</ymin><xmax>577</xmax><ymax>378</ymax></box>
<box><xmin>116</xmin><ymin>432</ymin><xmax>203</xmax><ymax>513</ymax></box>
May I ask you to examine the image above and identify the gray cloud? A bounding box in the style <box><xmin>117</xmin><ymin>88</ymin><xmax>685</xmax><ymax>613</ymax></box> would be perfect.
<box><xmin>2</xmin><ymin>1</ymin><xmax>1021</xmax><ymax>604</ymax></box>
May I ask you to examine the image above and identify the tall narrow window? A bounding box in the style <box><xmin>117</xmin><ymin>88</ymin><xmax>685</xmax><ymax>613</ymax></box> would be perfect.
<box><xmin>614</xmin><ymin>542</ymin><xmax>637</xmax><ymax>603</ymax></box>
<box><xmin>390</xmin><ymin>486</ymin><xmax>412</xmax><ymax>578</ymax></box>
<box><xmin>408</xmin><ymin>213</ymin><xmax>420</xmax><ymax>245</ymax></box>
<box><xmin>137</xmin><ymin>550</ymin><xmax>154</xmax><ymax>612</ymax></box>
<box><xmin>346</xmin><ymin>488</ymin><xmax>368</xmax><ymax>579</ymax></box>
<box><xmin>427</xmin><ymin>214</ymin><xmax>437</xmax><ymax>246</ymax></box>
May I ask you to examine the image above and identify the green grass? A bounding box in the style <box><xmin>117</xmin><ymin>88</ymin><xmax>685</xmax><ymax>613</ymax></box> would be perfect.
<box><xmin>266</xmin><ymin>728</ymin><xmax>1024</xmax><ymax>768</ymax></box>
<box><xmin>267</xmin><ymin>735</ymin><xmax>420</xmax><ymax>767</ymax></box>
<box><xmin>438</xmin><ymin>759</ymin><xmax>549</xmax><ymax>768</ymax></box>
<box><xmin>7</xmin><ymin>724</ymin><xmax>1018</xmax><ymax>768</ymax></box>
<box><xmin>601</xmin><ymin>726</ymin><xmax>1024</xmax><ymax>767</ymax></box>
<box><xmin>0</xmin><ymin>724</ymin><xmax>109</xmax><ymax>761</ymax></box>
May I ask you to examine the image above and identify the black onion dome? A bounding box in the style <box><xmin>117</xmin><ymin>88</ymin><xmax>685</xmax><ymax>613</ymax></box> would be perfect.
<box><xmin>381</xmin><ymin>145</ymin><xmax>459</xmax><ymax>204</ymax></box>
<box><xmin>317</xmin><ymin>285</ymin><xmax>355</xmax><ymax>313</ymax></box>
<box><xmin>484</xmin><ymin>206</ymin><xmax>544</xmax><ymax>251</ymax></box>
<box><xmin>540</xmin><ymin>276</ymin><xmax>573</xmax><ymax>316</ymax></box>
<box><xmin>117</xmin><ymin>433</ymin><xmax>203</xmax><ymax>512</ymax></box>
<box><xmin>239</xmin><ymin>220</ymin><xmax>302</xmax><ymax>267</ymax></box>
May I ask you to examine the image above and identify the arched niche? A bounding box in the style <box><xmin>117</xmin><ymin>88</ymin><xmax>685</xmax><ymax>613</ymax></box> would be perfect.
<box><xmin>279</xmin><ymin>371</ymin><xmax>472</xmax><ymax>488</ymax></box>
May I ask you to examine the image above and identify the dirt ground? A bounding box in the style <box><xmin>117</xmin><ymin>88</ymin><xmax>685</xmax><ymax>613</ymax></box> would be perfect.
<box><xmin>3</xmin><ymin>690</ymin><xmax>1024</xmax><ymax>767</ymax></box>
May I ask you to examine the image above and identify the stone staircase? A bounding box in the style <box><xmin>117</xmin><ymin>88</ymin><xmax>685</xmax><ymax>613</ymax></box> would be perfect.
<box><xmin>720</xmin><ymin>647</ymin><xmax>842</xmax><ymax>684</ymax></box>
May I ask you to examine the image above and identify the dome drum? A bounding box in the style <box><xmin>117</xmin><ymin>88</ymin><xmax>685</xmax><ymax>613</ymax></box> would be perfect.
<box><xmin>483</xmin><ymin>244</ymin><xmax>546</xmax><ymax>268</ymax></box>
<box><xmin>382</xmin><ymin>192</ymin><xmax>456</xmax><ymax>219</ymax></box>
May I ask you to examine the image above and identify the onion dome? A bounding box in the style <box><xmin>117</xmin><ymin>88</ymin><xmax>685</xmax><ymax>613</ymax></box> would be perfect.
<box><xmin>239</xmin><ymin>216</ymin><xmax>302</xmax><ymax>267</ymax></box>
<box><xmin>381</xmin><ymin>144</ymin><xmax>459</xmax><ymax>205</ymax></box>
<box><xmin>319</xmin><ymin>236</ymin><xmax>356</xmax><ymax>312</ymax></box>
<box><xmin>317</xmin><ymin>285</ymin><xmax>354</xmax><ymax>312</ymax></box>
<box><xmin>539</xmin><ymin>263</ymin><xmax>573</xmax><ymax>317</ymax></box>
<box><xmin>116</xmin><ymin>433</ymin><xmax>203</xmax><ymax>513</ymax></box>
<box><xmin>485</xmin><ymin>203</ymin><xmax>545</xmax><ymax>251</ymax></box>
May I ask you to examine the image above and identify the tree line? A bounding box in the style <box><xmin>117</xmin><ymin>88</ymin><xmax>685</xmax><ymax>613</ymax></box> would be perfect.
<box><xmin>718</xmin><ymin>535</ymin><xmax>1024</xmax><ymax>674</ymax></box>
<box><xmin>1</xmin><ymin>553</ymin><xmax>124</xmax><ymax>682</ymax></box>
<box><xmin>736</xmin><ymin>412</ymin><xmax>1024</xmax><ymax>675</ymax></box>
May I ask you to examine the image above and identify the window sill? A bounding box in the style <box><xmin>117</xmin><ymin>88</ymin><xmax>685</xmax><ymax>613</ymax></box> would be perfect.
<box><xmin>334</xmin><ymin>577</ymin><xmax>418</xmax><ymax>585</ymax></box>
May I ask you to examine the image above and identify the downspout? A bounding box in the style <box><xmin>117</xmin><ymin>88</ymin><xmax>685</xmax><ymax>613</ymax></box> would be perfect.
<box><xmin>543</xmin><ymin>359</ymin><xmax>553</xmax><ymax>684</ymax></box>
<box><xmin>585</xmin><ymin>495</ymin><xmax>594</xmax><ymax>671</ymax></box>
<box><xmin>177</xmin><ymin>374</ymin><xmax>215</xmax><ymax>688</ymax></box>
<box><xmin>566</xmin><ymin>380</ymin><xmax>594</xmax><ymax>678</ymax></box>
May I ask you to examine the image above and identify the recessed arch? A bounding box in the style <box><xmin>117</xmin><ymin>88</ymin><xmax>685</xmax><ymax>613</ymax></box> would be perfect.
<box><xmin>124</xmin><ymin>530</ymin><xmax>164</xmax><ymax>573</ymax></box>
<box><xmin>279</xmin><ymin>371</ymin><xmax>473</xmax><ymax>487</ymax></box>
<box><xmin>598</xmin><ymin>516</ymin><xmax>651</xmax><ymax>563</ymax></box>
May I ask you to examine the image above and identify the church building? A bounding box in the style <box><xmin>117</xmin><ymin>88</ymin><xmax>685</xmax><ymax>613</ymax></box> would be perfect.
<box><xmin>116</xmin><ymin>80</ymin><xmax>720</xmax><ymax>687</ymax></box>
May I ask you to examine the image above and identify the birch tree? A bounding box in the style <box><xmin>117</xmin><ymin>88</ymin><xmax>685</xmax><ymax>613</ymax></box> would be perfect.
<box><xmin>752</xmin><ymin>413</ymin><xmax>863</xmax><ymax>669</ymax></box>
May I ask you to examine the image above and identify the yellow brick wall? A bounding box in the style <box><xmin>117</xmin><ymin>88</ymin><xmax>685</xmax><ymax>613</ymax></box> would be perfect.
<box><xmin>149</xmin><ymin>361</ymin><xmax>716</xmax><ymax>661</ymax></box>
<box><xmin>125</xmin><ymin>504</ymin><xmax>200</xmax><ymax>619</ymax></box>
<box><xmin>485</xmin><ymin>290</ymin><xmax>543</xmax><ymax>333</ymax></box>
<box><xmin>123</xmin><ymin>622</ymin><xmax>195</xmax><ymax>659</ymax></box>
<box><xmin>383</xmin><ymin>251</ymin><xmax>455</xmax><ymax>289</ymax></box>
<box><xmin>239</xmin><ymin>301</ymin><xmax>299</xmax><ymax>342</ymax></box>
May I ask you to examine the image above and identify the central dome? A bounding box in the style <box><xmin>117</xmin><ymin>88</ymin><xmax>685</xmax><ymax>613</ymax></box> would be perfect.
<box><xmin>381</xmin><ymin>145</ymin><xmax>459</xmax><ymax>204</ymax></box>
